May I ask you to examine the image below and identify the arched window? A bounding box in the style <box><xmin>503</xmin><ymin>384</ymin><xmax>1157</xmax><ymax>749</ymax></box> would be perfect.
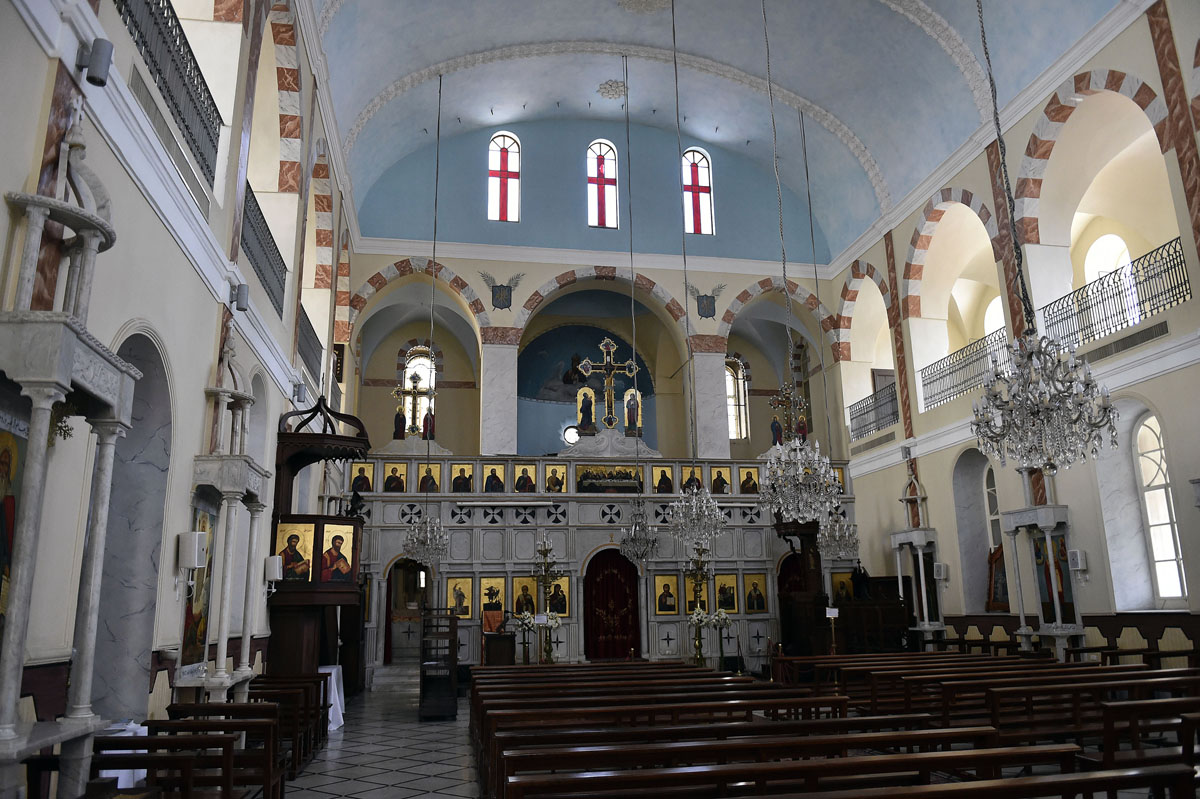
<box><xmin>488</xmin><ymin>132</ymin><xmax>521</xmax><ymax>222</ymax></box>
<box><xmin>403</xmin><ymin>347</ymin><xmax>436</xmax><ymax>424</ymax></box>
<box><xmin>586</xmin><ymin>139</ymin><xmax>619</xmax><ymax>229</ymax></box>
<box><xmin>984</xmin><ymin>466</ymin><xmax>1002</xmax><ymax>550</ymax></box>
<box><xmin>1084</xmin><ymin>233</ymin><xmax>1131</xmax><ymax>284</ymax></box>
<box><xmin>725</xmin><ymin>359</ymin><xmax>749</xmax><ymax>440</ymax></box>
<box><xmin>682</xmin><ymin>148</ymin><xmax>714</xmax><ymax>235</ymax></box>
<box><xmin>1135</xmin><ymin>414</ymin><xmax>1185</xmax><ymax>600</ymax></box>
<box><xmin>983</xmin><ymin>296</ymin><xmax>1005</xmax><ymax>335</ymax></box>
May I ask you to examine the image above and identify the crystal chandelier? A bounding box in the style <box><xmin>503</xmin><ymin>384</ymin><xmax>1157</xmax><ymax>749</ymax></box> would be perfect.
<box><xmin>817</xmin><ymin>511</ymin><xmax>859</xmax><ymax>561</ymax></box>
<box><xmin>666</xmin><ymin>485</ymin><xmax>725</xmax><ymax>554</ymax></box>
<box><xmin>970</xmin><ymin>0</ymin><xmax>1118</xmax><ymax>475</ymax></box>
<box><xmin>758</xmin><ymin>436</ymin><xmax>842</xmax><ymax>524</ymax></box>
<box><xmin>404</xmin><ymin>516</ymin><xmax>448</xmax><ymax>567</ymax></box>
<box><xmin>972</xmin><ymin>331</ymin><xmax>1116</xmax><ymax>474</ymax></box>
<box><xmin>619</xmin><ymin>497</ymin><xmax>659</xmax><ymax>563</ymax></box>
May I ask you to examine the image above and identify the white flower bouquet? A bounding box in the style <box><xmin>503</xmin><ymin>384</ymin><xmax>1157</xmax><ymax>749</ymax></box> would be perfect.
<box><xmin>541</xmin><ymin>610</ymin><xmax>562</xmax><ymax>630</ymax></box>
<box><xmin>708</xmin><ymin>608</ymin><xmax>731</xmax><ymax>629</ymax></box>
<box><xmin>688</xmin><ymin>607</ymin><xmax>708</xmax><ymax>628</ymax></box>
<box><xmin>514</xmin><ymin>611</ymin><xmax>536</xmax><ymax>633</ymax></box>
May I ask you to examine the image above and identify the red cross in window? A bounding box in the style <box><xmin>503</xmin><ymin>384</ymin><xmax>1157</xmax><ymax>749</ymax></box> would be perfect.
<box><xmin>489</xmin><ymin>145</ymin><xmax>519</xmax><ymax>221</ymax></box>
<box><xmin>684</xmin><ymin>161</ymin><xmax>710</xmax><ymax>233</ymax></box>
<box><xmin>589</xmin><ymin>154</ymin><xmax>617</xmax><ymax>227</ymax></box>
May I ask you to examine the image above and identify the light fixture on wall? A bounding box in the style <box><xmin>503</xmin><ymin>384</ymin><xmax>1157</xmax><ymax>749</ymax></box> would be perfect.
<box><xmin>75</xmin><ymin>37</ymin><xmax>113</xmax><ymax>87</ymax></box>
<box><xmin>970</xmin><ymin>0</ymin><xmax>1117</xmax><ymax>479</ymax></box>
<box><xmin>264</xmin><ymin>554</ymin><xmax>283</xmax><ymax>597</ymax></box>
<box><xmin>753</xmin><ymin>0</ymin><xmax>846</xmax><ymax>548</ymax></box>
<box><xmin>229</xmin><ymin>282</ymin><xmax>249</xmax><ymax>311</ymax></box>
<box><xmin>292</xmin><ymin>382</ymin><xmax>308</xmax><ymax>404</ymax></box>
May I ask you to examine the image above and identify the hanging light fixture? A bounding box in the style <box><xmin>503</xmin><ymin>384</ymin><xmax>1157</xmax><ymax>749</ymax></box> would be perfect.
<box><xmin>620</xmin><ymin>497</ymin><xmax>659</xmax><ymax>563</ymax></box>
<box><xmin>406</xmin><ymin>74</ymin><xmax>448</xmax><ymax>568</ymax></box>
<box><xmin>817</xmin><ymin>511</ymin><xmax>859</xmax><ymax>561</ymax></box>
<box><xmin>970</xmin><ymin>0</ymin><xmax>1117</xmax><ymax>476</ymax></box>
<box><xmin>664</xmin><ymin>0</ymin><xmax>726</xmax><ymax>558</ymax></box>
<box><xmin>753</xmin><ymin>0</ymin><xmax>845</xmax><ymax>536</ymax></box>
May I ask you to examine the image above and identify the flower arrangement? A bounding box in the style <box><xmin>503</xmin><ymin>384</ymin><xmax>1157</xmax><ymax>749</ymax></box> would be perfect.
<box><xmin>514</xmin><ymin>611</ymin><xmax>536</xmax><ymax>633</ymax></box>
<box><xmin>688</xmin><ymin>607</ymin><xmax>708</xmax><ymax>628</ymax></box>
<box><xmin>541</xmin><ymin>611</ymin><xmax>562</xmax><ymax>630</ymax></box>
<box><xmin>708</xmin><ymin>608</ymin><xmax>731</xmax><ymax>629</ymax></box>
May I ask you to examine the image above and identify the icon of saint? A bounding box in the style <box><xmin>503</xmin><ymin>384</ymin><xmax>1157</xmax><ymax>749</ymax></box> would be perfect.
<box><xmin>452</xmin><ymin>468</ymin><xmax>471</xmax><ymax>492</ymax></box>
<box><xmin>657</xmin><ymin>583</ymin><xmax>676</xmax><ymax>612</ymax></box>
<box><xmin>712</xmin><ymin>471</ymin><xmax>729</xmax><ymax>495</ymax></box>
<box><xmin>548</xmin><ymin>583</ymin><xmax>567</xmax><ymax>614</ymax></box>
<box><xmin>747</xmin><ymin>581</ymin><xmax>766</xmax><ymax>611</ymax></box>
<box><xmin>740</xmin><ymin>471</ymin><xmax>759</xmax><ymax>493</ymax></box>
<box><xmin>546</xmin><ymin>468</ymin><xmax>563</xmax><ymax>493</ymax></box>
<box><xmin>484</xmin><ymin>468</ymin><xmax>505</xmax><ymax>492</ymax></box>
<box><xmin>656</xmin><ymin>470</ymin><xmax>674</xmax><ymax>494</ymax></box>
<box><xmin>514</xmin><ymin>584</ymin><xmax>535</xmax><ymax>613</ymax></box>
<box><xmin>279</xmin><ymin>534</ymin><xmax>310</xmax><ymax>580</ymax></box>
<box><xmin>321</xmin><ymin>535</ymin><xmax>352</xmax><ymax>582</ymax></box>
<box><xmin>579</xmin><ymin>392</ymin><xmax>594</xmax><ymax>431</ymax></box>
<box><xmin>351</xmin><ymin>467</ymin><xmax>372</xmax><ymax>493</ymax></box>
<box><xmin>770</xmin><ymin>415</ymin><xmax>784</xmax><ymax>446</ymax></box>
<box><xmin>384</xmin><ymin>467</ymin><xmax>404</xmax><ymax>492</ymax></box>
<box><xmin>683</xmin><ymin>469</ymin><xmax>701</xmax><ymax>491</ymax></box>
<box><xmin>393</xmin><ymin>409</ymin><xmax>406</xmax><ymax>440</ymax></box>
<box><xmin>625</xmin><ymin>393</ymin><xmax>639</xmax><ymax>429</ymax></box>
<box><xmin>419</xmin><ymin>467</ymin><xmax>438</xmax><ymax>492</ymax></box>
<box><xmin>515</xmin><ymin>468</ymin><xmax>534</xmax><ymax>493</ymax></box>
<box><xmin>422</xmin><ymin>408</ymin><xmax>435</xmax><ymax>440</ymax></box>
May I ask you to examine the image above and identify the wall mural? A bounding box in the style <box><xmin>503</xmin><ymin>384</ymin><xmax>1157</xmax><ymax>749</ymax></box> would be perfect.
<box><xmin>517</xmin><ymin>324</ymin><xmax>656</xmax><ymax>454</ymax></box>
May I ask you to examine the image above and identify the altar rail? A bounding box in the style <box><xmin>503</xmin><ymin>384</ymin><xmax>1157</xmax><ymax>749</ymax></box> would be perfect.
<box><xmin>345</xmin><ymin>455</ymin><xmax>850</xmax><ymax>499</ymax></box>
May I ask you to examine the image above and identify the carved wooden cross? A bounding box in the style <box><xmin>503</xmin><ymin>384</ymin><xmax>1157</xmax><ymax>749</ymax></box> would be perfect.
<box><xmin>579</xmin><ymin>337</ymin><xmax>638</xmax><ymax>429</ymax></box>
<box><xmin>768</xmin><ymin>381</ymin><xmax>807</xmax><ymax>443</ymax></box>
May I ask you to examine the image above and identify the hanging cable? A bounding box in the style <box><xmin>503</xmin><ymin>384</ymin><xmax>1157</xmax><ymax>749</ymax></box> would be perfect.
<box><xmin>799</xmin><ymin>110</ymin><xmax>835</xmax><ymax>455</ymax></box>
<box><xmin>423</xmin><ymin>74</ymin><xmax>443</xmax><ymax>523</ymax></box>
<box><xmin>621</xmin><ymin>55</ymin><xmax>644</xmax><ymax>473</ymax></box>
<box><xmin>670</xmin><ymin>0</ymin><xmax>700</xmax><ymax>464</ymax></box>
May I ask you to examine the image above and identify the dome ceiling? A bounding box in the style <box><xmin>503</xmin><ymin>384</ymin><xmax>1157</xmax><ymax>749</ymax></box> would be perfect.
<box><xmin>310</xmin><ymin>0</ymin><xmax>1120</xmax><ymax>261</ymax></box>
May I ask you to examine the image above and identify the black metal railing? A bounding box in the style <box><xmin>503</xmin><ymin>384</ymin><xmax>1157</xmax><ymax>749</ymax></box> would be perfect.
<box><xmin>241</xmin><ymin>184</ymin><xmax>287</xmax><ymax>315</ymax></box>
<box><xmin>298</xmin><ymin>308</ymin><xmax>323</xmax><ymax>381</ymax></box>
<box><xmin>920</xmin><ymin>327</ymin><xmax>1012</xmax><ymax>411</ymax></box>
<box><xmin>114</xmin><ymin>0</ymin><xmax>223</xmax><ymax>185</ymax></box>
<box><xmin>848</xmin><ymin>382</ymin><xmax>898</xmax><ymax>441</ymax></box>
<box><xmin>1041</xmin><ymin>237</ymin><xmax>1190</xmax><ymax>349</ymax></box>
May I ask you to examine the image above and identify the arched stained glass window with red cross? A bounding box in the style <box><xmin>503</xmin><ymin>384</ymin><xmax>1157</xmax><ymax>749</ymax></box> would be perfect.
<box><xmin>587</xmin><ymin>139</ymin><xmax>619</xmax><ymax>229</ymax></box>
<box><xmin>488</xmin><ymin>132</ymin><xmax>521</xmax><ymax>222</ymax></box>
<box><xmin>682</xmin><ymin>148</ymin><xmax>714</xmax><ymax>235</ymax></box>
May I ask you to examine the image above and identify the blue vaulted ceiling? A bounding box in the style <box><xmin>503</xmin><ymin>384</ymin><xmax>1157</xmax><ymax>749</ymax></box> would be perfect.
<box><xmin>313</xmin><ymin>0</ymin><xmax>1119</xmax><ymax>261</ymax></box>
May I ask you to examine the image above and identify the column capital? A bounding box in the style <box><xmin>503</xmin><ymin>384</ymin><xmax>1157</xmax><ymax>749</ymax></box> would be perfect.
<box><xmin>245</xmin><ymin>501</ymin><xmax>267</xmax><ymax>515</ymax></box>
<box><xmin>19</xmin><ymin>381</ymin><xmax>67</xmax><ymax>408</ymax></box>
<box><xmin>221</xmin><ymin>490</ymin><xmax>245</xmax><ymax>503</ymax></box>
<box><xmin>87</xmin><ymin>417</ymin><xmax>129</xmax><ymax>440</ymax></box>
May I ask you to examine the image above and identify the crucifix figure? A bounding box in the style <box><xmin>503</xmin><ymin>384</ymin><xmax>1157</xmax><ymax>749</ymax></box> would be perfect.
<box><xmin>579</xmin><ymin>337</ymin><xmax>638</xmax><ymax>430</ymax></box>
<box><xmin>768</xmin><ymin>381</ymin><xmax>808</xmax><ymax>445</ymax></box>
<box><xmin>391</xmin><ymin>371</ymin><xmax>435</xmax><ymax>439</ymax></box>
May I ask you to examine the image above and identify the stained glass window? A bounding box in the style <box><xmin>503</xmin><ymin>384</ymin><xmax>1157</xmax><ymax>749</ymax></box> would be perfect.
<box><xmin>488</xmin><ymin>132</ymin><xmax>521</xmax><ymax>222</ymax></box>
<box><xmin>587</xmin><ymin>139</ymin><xmax>618</xmax><ymax>229</ymax></box>
<box><xmin>1135</xmin><ymin>414</ymin><xmax>1185</xmax><ymax>599</ymax></box>
<box><xmin>682</xmin><ymin>148</ymin><xmax>713</xmax><ymax>235</ymax></box>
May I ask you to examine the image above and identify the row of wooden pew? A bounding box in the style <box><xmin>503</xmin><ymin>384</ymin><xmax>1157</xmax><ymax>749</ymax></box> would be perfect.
<box><xmin>471</xmin><ymin>653</ymin><xmax>1200</xmax><ymax>798</ymax></box>
<box><xmin>26</xmin><ymin>673</ymin><xmax>332</xmax><ymax>799</ymax></box>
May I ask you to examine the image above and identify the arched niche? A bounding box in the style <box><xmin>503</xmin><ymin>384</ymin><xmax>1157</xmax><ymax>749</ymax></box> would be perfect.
<box><xmin>951</xmin><ymin>448</ymin><xmax>993</xmax><ymax>615</ymax></box>
<box><xmin>841</xmin><ymin>274</ymin><xmax>894</xmax><ymax>408</ymax></box>
<box><xmin>93</xmin><ymin>333</ymin><xmax>173</xmax><ymax>720</ymax></box>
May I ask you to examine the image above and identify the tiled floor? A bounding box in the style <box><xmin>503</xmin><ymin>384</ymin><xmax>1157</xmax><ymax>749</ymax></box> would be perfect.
<box><xmin>286</xmin><ymin>691</ymin><xmax>477</xmax><ymax>799</ymax></box>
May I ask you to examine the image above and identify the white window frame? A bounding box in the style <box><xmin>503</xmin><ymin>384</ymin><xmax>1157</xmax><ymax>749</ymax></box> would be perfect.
<box><xmin>487</xmin><ymin>131</ymin><xmax>521</xmax><ymax>223</ymax></box>
<box><xmin>1133</xmin><ymin>412</ymin><xmax>1186</xmax><ymax>603</ymax></box>
<box><xmin>586</xmin><ymin>139</ymin><xmax>619</xmax><ymax>229</ymax></box>
<box><xmin>725</xmin><ymin>359</ymin><xmax>749</xmax><ymax>440</ymax></box>
<box><xmin>984</xmin><ymin>465</ymin><xmax>1002</xmax><ymax>551</ymax></box>
<box><xmin>682</xmin><ymin>147</ymin><xmax>715</xmax><ymax>235</ymax></box>
<box><xmin>403</xmin><ymin>347</ymin><xmax>436</xmax><ymax>422</ymax></box>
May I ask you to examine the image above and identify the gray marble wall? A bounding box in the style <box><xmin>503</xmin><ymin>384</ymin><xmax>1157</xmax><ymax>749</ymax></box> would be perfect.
<box><xmin>93</xmin><ymin>335</ymin><xmax>172</xmax><ymax>720</ymax></box>
<box><xmin>1095</xmin><ymin>398</ymin><xmax>1154</xmax><ymax>611</ymax></box>
<box><xmin>952</xmin><ymin>448</ymin><xmax>991</xmax><ymax>614</ymax></box>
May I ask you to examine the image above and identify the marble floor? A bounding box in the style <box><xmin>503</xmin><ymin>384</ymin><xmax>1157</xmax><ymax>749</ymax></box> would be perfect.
<box><xmin>285</xmin><ymin>691</ymin><xmax>477</xmax><ymax>799</ymax></box>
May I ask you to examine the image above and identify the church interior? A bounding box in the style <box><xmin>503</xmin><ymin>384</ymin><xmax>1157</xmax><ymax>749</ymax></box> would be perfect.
<box><xmin>2</xmin><ymin>0</ymin><xmax>1200</xmax><ymax>795</ymax></box>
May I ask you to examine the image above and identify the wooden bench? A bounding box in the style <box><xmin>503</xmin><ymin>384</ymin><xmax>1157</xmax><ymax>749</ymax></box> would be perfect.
<box><xmin>1077</xmin><ymin>696</ymin><xmax>1200</xmax><ymax>770</ymax></box>
<box><xmin>149</xmin><ymin>715</ymin><xmax>283</xmax><ymax>799</ymax></box>
<box><xmin>92</xmin><ymin>734</ymin><xmax>244</xmax><ymax>799</ymax></box>
<box><xmin>502</xmin><ymin>743</ymin><xmax>1081</xmax><ymax>799</ymax></box>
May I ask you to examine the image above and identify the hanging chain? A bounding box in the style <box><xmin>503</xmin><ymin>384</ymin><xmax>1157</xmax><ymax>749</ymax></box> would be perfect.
<box><xmin>798</xmin><ymin>110</ymin><xmax>835</xmax><ymax>455</ymax></box>
<box><xmin>670</xmin><ymin>0</ymin><xmax>700</xmax><ymax>464</ymax></box>
<box><xmin>423</xmin><ymin>73</ymin><xmax>443</xmax><ymax>518</ymax></box>
<box><xmin>977</xmin><ymin>0</ymin><xmax>1036</xmax><ymax>328</ymax></box>
<box><xmin>622</xmin><ymin>54</ymin><xmax>644</xmax><ymax>472</ymax></box>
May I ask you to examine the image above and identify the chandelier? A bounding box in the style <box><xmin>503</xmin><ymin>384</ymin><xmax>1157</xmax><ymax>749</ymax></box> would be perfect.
<box><xmin>666</xmin><ymin>485</ymin><xmax>725</xmax><ymax>554</ymax></box>
<box><xmin>759</xmin><ymin>436</ymin><xmax>842</xmax><ymax>524</ymax></box>
<box><xmin>970</xmin><ymin>0</ymin><xmax>1118</xmax><ymax>475</ymax></box>
<box><xmin>619</xmin><ymin>497</ymin><xmax>659</xmax><ymax>563</ymax></box>
<box><xmin>972</xmin><ymin>331</ymin><xmax>1116</xmax><ymax>474</ymax></box>
<box><xmin>817</xmin><ymin>511</ymin><xmax>859</xmax><ymax>561</ymax></box>
<box><xmin>403</xmin><ymin>516</ymin><xmax>448</xmax><ymax>567</ymax></box>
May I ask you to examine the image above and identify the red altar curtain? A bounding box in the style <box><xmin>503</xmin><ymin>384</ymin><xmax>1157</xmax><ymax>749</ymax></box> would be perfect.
<box><xmin>584</xmin><ymin>549</ymin><xmax>641</xmax><ymax>660</ymax></box>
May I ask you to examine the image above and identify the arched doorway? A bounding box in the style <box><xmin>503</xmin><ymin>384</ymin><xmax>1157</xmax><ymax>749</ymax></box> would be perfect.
<box><xmin>584</xmin><ymin>549</ymin><xmax>640</xmax><ymax>660</ymax></box>
<box><xmin>94</xmin><ymin>333</ymin><xmax>172</xmax><ymax>720</ymax></box>
<box><xmin>776</xmin><ymin>541</ymin><xmax>824</xmax><ymax>657</ymax></box>
<box><xmin>384</xmin><ymin>558</ymin><xmax>429</xmax><ymax>664</ymax></box>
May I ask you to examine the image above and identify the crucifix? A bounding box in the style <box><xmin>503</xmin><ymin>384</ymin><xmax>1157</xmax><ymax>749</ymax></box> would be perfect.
<box><xmin>391</xmin><ymin>371</ymin><xmax>435</xmax><ymax>437</ymax></box>
<box><xmin>768</xmin><ymin>380</ymin><xmax>808</xmax><ymax>443</ymax></box>
<box><xmin>579</xmin><ymin>337</ymin><xmax>638</xmax><ymax>429</ymax></box>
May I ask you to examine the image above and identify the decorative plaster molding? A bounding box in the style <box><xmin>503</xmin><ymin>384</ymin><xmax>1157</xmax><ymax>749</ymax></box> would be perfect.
<box><xmin>342</xmin><ymin>40</ymin><xmax>891</xmax><ymax>212</ymax></box>
<box><xmin>597</xmin><ymin>80</ymin><xmax>627</xmax><ymax>100</ymax></box>
<box><xmin>316</xmin><ymin>0</ymin><xmax>346</xmax><ymax>38</ymax></box>
<box><xmin>877</xmin><ymin>0</ymin><xmax>990</xmax><ymax>122</ymax></box>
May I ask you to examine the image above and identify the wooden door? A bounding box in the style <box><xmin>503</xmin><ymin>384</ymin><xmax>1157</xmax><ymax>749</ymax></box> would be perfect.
<box><xmin>584</xmin><ymin>549</ymin><xmax>641</xmax><ymax>660</ymax></box>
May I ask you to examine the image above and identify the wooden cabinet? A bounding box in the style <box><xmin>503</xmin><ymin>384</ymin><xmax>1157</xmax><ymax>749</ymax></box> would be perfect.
<box><xmin>419</xmin><ymin>608</ymin><xmax>458</xmax><ymax>721</ymax></box>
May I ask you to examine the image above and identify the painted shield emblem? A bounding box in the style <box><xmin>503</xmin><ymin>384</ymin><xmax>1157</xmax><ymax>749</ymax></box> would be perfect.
<box><xmin>491</xmin><ymin>284</ymin><xmax>513</xmax><ymax>310</ymax></box>
<box><xmin>696</xmin><ymin>294</ymin><xmax>716</xmax><ymax>319</ymax></box>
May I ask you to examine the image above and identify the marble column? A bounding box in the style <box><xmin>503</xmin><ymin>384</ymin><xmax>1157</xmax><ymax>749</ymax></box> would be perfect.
<box><xmin>915</xmin><ymin>545</ymin><xmax>931</xmax><ymax>626</ymax></box>
<box><xmin>14</xmin><ymin>205</ymin><xmax>49</xmax><ymax>311</ymax></box>
<box><xmin>212</xmin><ymin>491</ymin><xmax>244</xmax><ymax>684</ymax></box>
<box><xmin>235</xmin><ymin>502</ymin><xmax>267</xmax><ymax>677</ymax></box>
<box><xmin>479</xmin><ymin>343</ymin><xmax>518</xmax><ymax>455</ymax></box>
<box><xmin>64</xmin><ymin>420</ymin><xmax>127</xmax><ymax>722</ymax></box>
<box><xmin>1004</xmin><ymin>528</ymin><xmax>1033</xmax><ymax>651</ymax></box>
<box><xmin>0</xmin><ymin>383</ymin><xmax>66</xmax><ymax>738</ymax></box>
<box><xmin>689</xmin><ymin>351</ymin><xmax>730</xmax><ymax>460</ymax></box>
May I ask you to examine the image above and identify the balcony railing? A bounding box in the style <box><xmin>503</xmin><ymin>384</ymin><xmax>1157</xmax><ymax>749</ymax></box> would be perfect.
<box><xmin>298</xmin><ymin>308</ymin><xmax>323</xmax><ymax>381</ymax></box>
<box><xmin>848</xmin><ymin>382</ymin><xmax>898</xmax><ymax>441</ymax></box>
<box><xmin>241</xmin><ymin>184</ymin><xmax>287</xmax><ymax>315</ymax></box>
<box><xmin>1041</xmin><ymin>237</ymin><xmax>1190</xmax><ymax>350</ymax></box>
<box><xmin>920</xmin><ymin>327</ymin><xmax>1012</xmax><ymax>411</ymax></box>
<box><xmin>114</xmin><ymin>0</ymin><xmax>222</xmax><ymax>185</ymax></box>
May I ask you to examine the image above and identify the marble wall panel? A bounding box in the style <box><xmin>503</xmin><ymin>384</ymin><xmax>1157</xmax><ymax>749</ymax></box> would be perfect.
<box><xmin>449</xmin><ymin>530</ymin><xmax>472</xmax><ymax>561</ymax></box>
<box><xmin>951</xmin><ymin>449</ymin><xmax>991</xmax><ymax>615</ymax></box>
<box><xmin>482</xmin><ymin>530</ymin><xmax>506</xmax><ymax>561</ymax></box>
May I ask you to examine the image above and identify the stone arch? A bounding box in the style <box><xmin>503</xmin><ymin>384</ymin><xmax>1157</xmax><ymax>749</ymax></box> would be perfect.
<box><xmin>396</xmin><ymin>339</ymin><xmax>445</xmax><ymax>379</ymax></box>
<box><xmin>715</xmin><ymin>276</ymin><xmax>841</xmax><ymax>358</ymax></box>
<box><xmin>346</xmin><ymin>257</ymin><xmax>492</xmax><ymax>340</ymax></box>
<box><xmin>512</xmin><ymin>267</ymin><xmax>689</xmax><ymax>344</ymax></box>
<box><xmin>1014</xmin><ymin>69</ymin><xmax>1169</xmax><ymax>247</ymax></box>
<box><xmin>836</xmin><ymin>259</ymin><xmax>892</xmax><ymax>360</ymax></box>
<box><xmin>269</xmin><ymin>1</ymin><xmax>302</xmax><ymax>191</ymax></box>
<box><xmin>901</xmin><ymin>188</ymin><xmax>1002</xmax><ymax>319</ymax></box>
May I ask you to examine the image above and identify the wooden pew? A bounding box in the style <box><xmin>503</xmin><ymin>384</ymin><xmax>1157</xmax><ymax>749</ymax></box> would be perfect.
<box><xmin>91</xmin><ymin>734</ymin><xmax>242</xmax><ymax>799</ymax></box>
<box><xmin>502</xmin><ymin>743</ymin><xmax>1081</xmax><ymax>799</ymax></box>
<box><xmin>245</xmin><ymin>688</ymin><xmax>310</xmax><ymax>775</ymax></box>
<box><xmin>1077</xmin><ymin>696</ymin><xmax>1200</xmax><ymax>770</ymax></box>
<box><xmin>151</xmin><ymin>712</ymin><xmax>283</xmax><ymax>799</ymax></box>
